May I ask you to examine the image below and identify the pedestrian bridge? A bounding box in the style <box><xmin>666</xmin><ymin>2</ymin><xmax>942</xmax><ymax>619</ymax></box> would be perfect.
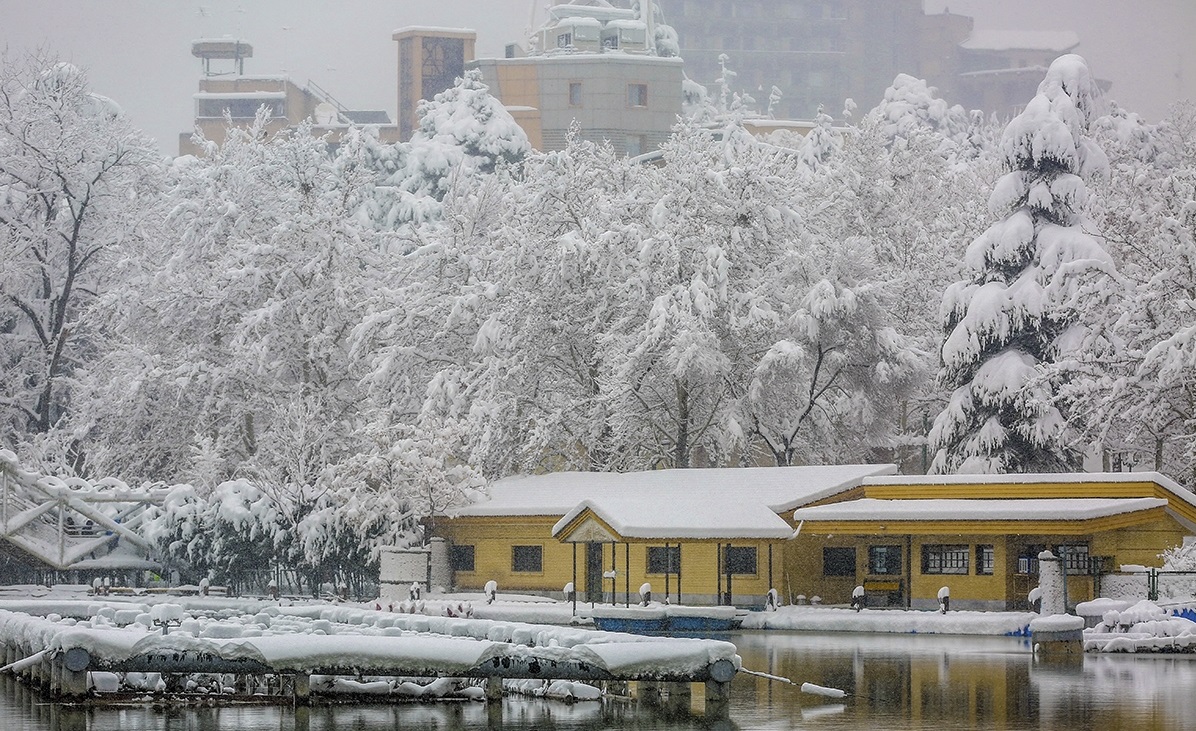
<box><xmin>0</xmin><ymin>450</ymin><xmax>166</xmax><ymax>575</ymax></box>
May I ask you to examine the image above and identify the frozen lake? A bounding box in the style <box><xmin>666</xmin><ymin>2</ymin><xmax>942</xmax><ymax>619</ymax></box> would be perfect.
<box><xmin>6</xmin><ymin>631</ymin><xmax>1196</xmax><ymax>730</ymax></box>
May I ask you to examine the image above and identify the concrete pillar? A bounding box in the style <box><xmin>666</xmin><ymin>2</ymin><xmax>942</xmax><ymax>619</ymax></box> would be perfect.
<box><xmin>59</xmin><ymin>665</ymin><xmax>89</xmax><ymax>698</ymax></box>
<box><xmin>634</xmin><ymin>680</ymin><xmax>663</xmax><ymax>705</ymax></box>
<box><xmin>704</xmin><ymin>680</ymin><xmax>731</xmax><ymax>715</ymax></box>
<box><xmin>50</xmin><ymin>658</ymin><xmax>62</xmax><ymax>696</ymax></box>
<box><xmin>703</xmin><ymin>657</ymin><xmax>736</xmax><ymax>716</ymax></box>
<box><xmin>485</xmin><ymin>676</ymin><xmax>503</xmax><ymax>702</ymax></box>
<box><xmin>1038</xmin><ymin>550</ymin><xmax>1066</xmax><ymax>615</ymax></box>
<box><xmin>292</xmin><ymin>673</ymin><xmax>310</xmax><ymax>705</ymax></box>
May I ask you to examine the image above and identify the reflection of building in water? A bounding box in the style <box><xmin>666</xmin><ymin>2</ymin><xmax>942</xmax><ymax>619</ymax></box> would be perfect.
<box><xmin>736</xmin><ymin>632</ymin><xmax>1196</xmax><ymax>729</ymax></box>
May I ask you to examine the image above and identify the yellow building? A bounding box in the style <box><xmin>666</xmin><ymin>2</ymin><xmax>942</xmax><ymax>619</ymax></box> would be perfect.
<box><xmin>789</xmin><ymin>472</ymin><xmax>1195</xmax><ymax>611</ymax></box>
<box><xmin>433</xmin><ymin>468</ymin><xmax>1195</xmax><ymax>612</ymax></box>
<box><xmin>433</xmin><ymin>465</ymin><xmax>895</xmax><ymax>607</ymax></box>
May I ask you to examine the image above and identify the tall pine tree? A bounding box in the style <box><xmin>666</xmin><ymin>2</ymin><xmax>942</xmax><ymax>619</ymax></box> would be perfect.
<box><xmin>929</xmin><ymin>55</ymin><xmax>1115</xmax><ymax>474</ymax></box>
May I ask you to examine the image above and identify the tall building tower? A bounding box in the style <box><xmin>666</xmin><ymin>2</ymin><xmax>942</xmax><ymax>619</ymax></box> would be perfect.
<box><xmin>394</xmin><ymin>27</ymin><xmax>478</xmax><ymax>141</ymax></box>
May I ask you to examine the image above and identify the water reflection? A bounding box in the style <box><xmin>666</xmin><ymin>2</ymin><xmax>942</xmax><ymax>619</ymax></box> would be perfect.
<box><xmin>7</xmin><ymin>633</ymin><xmax>1196</xmax><ymax>730</ymax></box>
<box><xmin>731</xmin><ymin>632</ymin><xmax>1196</xmax><ymax>730</ymax></box>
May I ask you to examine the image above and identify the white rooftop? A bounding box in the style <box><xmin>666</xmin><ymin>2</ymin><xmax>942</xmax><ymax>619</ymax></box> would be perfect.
<box><xmin>961</xmin><ymin>30</ymin><xmax>1080</xmax><ymax>52</ymax></box>
<box><xmin>552</xmin><ymin>496</ymin><xmax>795</xmax><ymax>540</ymax></box>
<box><xmin>454</xmin><ymin>464</ymin><xmax>897</xmax><ymax>519</ymax></box>
<box><xmin>792</xmin><ymin>497</ymin><xmax>1168</xmax><ymax>523</ymax></box>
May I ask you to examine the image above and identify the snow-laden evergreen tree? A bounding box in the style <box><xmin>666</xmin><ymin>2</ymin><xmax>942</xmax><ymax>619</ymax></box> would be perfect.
<box><xmin>871</xmin><ymin>74</ymin><xmax>972</xmax><ymax>152</ymax></box>
<box><xmin>0</xmin><ymin>55</ymin><xmax>162</xmax><ymax>462</ymax></box>
<box><xmin>930</xmin><ymin>55</ymin><xmax>1116</xmax><ymax>474</ymax></box>
<box><xmin>385</xmin><ymin>69</ymin><xmax>529</xmax><ymax>226</ymax></box>
<box><xmin>797</xmin><ymin>105</ymin><xmax>840</xmax><ymax>173</ymax></box>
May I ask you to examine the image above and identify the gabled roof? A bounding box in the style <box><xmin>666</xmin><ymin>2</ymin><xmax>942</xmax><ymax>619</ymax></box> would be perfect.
<box><xmin>451</xmin><ymin>464</ymin><xmax>898</xmax><ymax>519</ymax></box>
<box><xmin>552</xmin><ymin>496</ymin><xmax>796</xmax><ymax>541</ymax></box>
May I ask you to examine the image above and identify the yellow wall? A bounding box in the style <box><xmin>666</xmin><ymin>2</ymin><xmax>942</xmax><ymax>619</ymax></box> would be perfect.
<box><xmin>435</xmin><ymin>516</ymin><xmax>782</xmax><ymax>605</ymax></box>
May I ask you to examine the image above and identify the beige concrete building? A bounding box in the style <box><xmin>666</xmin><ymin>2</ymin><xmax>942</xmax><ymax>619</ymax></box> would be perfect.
<box><xmin>393</xmin><ymin>27</ymin><xmax>478</xmax><ymax>142</ymax></box>
<box><xmin>469</xmin><ymin>2</ymin><xmax>684</xmax><ymax>155</ymax></box>
<box><xmin>180</xmin><ymin>38</ymin><xmax>400</xmax><ymax>156</ymax></box>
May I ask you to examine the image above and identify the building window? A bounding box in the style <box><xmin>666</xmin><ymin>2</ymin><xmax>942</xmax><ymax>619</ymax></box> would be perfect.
<box><xmin>1060</xmin><ymin>544</ymin><xmax>1090</xmax><ymax>573</ymax></box>
<box><xmin>724</xmin><ymin>546</ymin><xmax>758</xmax><ymax>575</ymax></box>
<box><xmin>923</xmin><ymin>545</ymin><xmax>969</xmax><ymax>574</ymax></box>
<box><xmin>823</xmin><ymin>547</ymin><xmax>855</xmax><ymax>577</ymax></box>
<box><xmin>450</xmin><ymin>544</ymin><xmax>475</xmax><ymax>572</ymax></box>
<box><xmin>868</xmin><ymin>545</ymin><xmax>902</xmax><ymax>575</ymax></box>
<box><xmin>647</xmin><ymin>546</ymin><xmax>681</xmax><ymax>574</ymax></box>
<box><xmin>557</xmin><ymin>32</ymin><xmax>572</xmax><ymax>48</ymax></box>
<box><xmin>628</xmin><ymin>83</ymin><xmax>648</xmax><ymax>107</ymax></box>
<box><xmin>569</xmin><ymin>82</ymin><xmax>583</xmax><ymax>107</ymax></box>
<box><xmin>602</xmin><ymin>34</ymin><xmax>620</xmax><ymax>50</ymax></box>
<box><xmin>976</xmin><ymin>545</ymin><xmax>994</xmax><ymax>575</ymax></box>
<box><xmin>512</xmin><ymin>545</ymin><xmax>543</xmax><ymax>573</ymax></box>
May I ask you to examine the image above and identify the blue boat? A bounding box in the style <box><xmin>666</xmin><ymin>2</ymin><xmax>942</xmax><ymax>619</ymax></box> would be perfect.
<box><xmin>589</xmin><ymin>605</ymin><xmax>742</xmax><ymax>634</ymax></box>
<box><xmin>590</xmin><ymin>606</ymin><xmax>668</xmax><ymax>633</ymax></box>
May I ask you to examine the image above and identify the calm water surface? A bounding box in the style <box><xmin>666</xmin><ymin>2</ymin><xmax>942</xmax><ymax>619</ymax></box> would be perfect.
<box><xmin>5</xmin><ymin>631</ymin><xmax>1196</xmax><ymax>730</ymax></box>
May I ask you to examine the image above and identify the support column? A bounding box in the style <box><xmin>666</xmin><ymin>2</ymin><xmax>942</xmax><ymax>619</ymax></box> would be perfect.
<box><xmin>485</xmin><ymin>676</ymin><xmax>503</xmax><ymax>702</ymax></box>
<box><xmin>292</xmin><ymin>673</ymin><xmax>310</xmax><ymax>705</ymax></box>
<box><xmin>704</xmin><ymin>658</ymin><xmax>736</xmax><ymax>716</ymax></box>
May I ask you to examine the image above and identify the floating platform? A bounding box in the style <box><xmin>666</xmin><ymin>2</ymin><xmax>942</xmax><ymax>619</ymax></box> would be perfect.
<box><xmin>0</xmin><ymin>600</ymin><xmax>739</xmax><ymax>712</ymax></box>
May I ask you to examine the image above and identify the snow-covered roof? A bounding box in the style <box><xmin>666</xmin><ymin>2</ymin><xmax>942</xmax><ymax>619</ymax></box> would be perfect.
<box><xmin>605</xmin><ymin>20</ymin><xmax>647</xmax><ymax>31</ymax></box>
<box><xmin>193</xmin><ymin>92</ymin><xmax>287</xmax><ymax>100</ymax></box>
<box><xmin>453</xmin><ymin>464</ymin><xmax>897</xmax><ymax>519</ymax></box>
<box><xmin>391</xmin><ymin>26</ymin><xmax>477</xmax><ymax>37</ymax></box>
<box><xmin>552</xmin><ymin>496</ymin><xmax>795</xmax><ymax>540</ymax></box>
<box><xmin>864</xmin><ymin>470</ymin><xmax>1191</xmax><ymax>498</ymax></box>
<box><xmin>548</xmin><ymin>4</ymin><xmax>635</xmax><ymax>22</ymax></box>
<box><xmin>961</xmin><ymin>30</ymin><xmax>1080</xmax><ymax>52</ymax></box>
<box><xmin>556</xmin><ymin>17</ymin><xmax>603</xmax><ymax>28</ymax></box>
<box><xmin>792</xmin><ymin>497</ymin><xmax>1168</xmax><ymax>523</ymax></box>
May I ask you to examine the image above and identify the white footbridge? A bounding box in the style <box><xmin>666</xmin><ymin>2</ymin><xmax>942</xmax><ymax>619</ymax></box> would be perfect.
<box><xmin>0</xmin><ymin>451</ymin><xmax>166</xmax><ymax>574</ymax></box>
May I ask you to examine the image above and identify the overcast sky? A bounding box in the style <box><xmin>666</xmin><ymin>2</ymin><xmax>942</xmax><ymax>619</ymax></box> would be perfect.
<box><xmin>3</xmin><ymin>1</ymin><xmax>1192</xmax><ymax>156</ymax></box>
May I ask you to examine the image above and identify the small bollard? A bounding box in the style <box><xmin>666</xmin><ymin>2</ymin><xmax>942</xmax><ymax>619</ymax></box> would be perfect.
<box><xmin>851</xmin><ymin>585</ymin><xmax>865</xmax><ymax>612</ymax></box>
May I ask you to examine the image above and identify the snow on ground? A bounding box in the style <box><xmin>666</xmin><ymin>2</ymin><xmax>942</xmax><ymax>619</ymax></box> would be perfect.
<box><xmin>740</xmin><ymin>605</ymin><xmax>1037</xmax><ymax>636</ymax></box>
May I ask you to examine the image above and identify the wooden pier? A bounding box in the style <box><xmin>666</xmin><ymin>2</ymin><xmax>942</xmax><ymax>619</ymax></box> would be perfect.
<box><xmin>0</xmin><ymin>602</ymin><xmax>739</xmax><ymax>714</ymax></box>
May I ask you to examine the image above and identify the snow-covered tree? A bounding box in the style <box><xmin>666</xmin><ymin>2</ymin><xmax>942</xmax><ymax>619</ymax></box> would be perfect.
<box><xmin>1067</xmin><ymin>101</ymin><xmax>1196</xmax><ymax>484</ymax></box>
<box><xmin>75</xmin><ymin>112</ymin><xmax>371</xmax><ymax>488</ymax></box>
<box><xmin>383</xmin><ymin>69</ymin><xmax>529</xmax><ymax>227</ymax></box>
<box><xmin>930</xmin><ymin>55</ymin><xmax>1116</xmax><ymax>474</ymax></box>
<box><xmin>0</xmin><ymin>55</ymin><xmax>162</xmax><ymax>457</ymax></box>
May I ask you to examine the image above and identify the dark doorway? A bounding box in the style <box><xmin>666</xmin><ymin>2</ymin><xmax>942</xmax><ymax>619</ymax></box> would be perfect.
<box><xmin>585</xmin><ymin>542</ymin><xmax>604</xmax><ymax>603</ymax></box>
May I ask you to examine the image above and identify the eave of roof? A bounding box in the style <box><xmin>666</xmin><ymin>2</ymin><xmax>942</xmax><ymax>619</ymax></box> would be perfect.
<box><xmin>791</xmin><ymin>497</ymin><xmax>1168</xmax><ymax>536</ymax></box>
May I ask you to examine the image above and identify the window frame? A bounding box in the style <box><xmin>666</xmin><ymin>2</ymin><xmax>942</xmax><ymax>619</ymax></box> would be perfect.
<box><xmin>976</xmin><ymin>544</ymin><xmax>994</xmax><ymax>575</ymax></box>
<box><xmin>723</xmin><ymin>546</ymin><xmax>758</xmax><ymax>576</ymax></box>
<box><xmin>822</xmin><ymin>546</ymin><xmax>856</xmax><ymax>577</ymax></box>
<box><xmin>867</xmin><ymin>545</ymin><xmax>902</xmax><ymax>576</ymax></box>
<box><xmin>646</xmin><ymin>545</ymin><xmax>681</xmax><ymax>575</ymax></box>
<box><xmin>450</xmin><ymin>544</ymin><xmax>476</xmax><ymax>573</ymax></box>
<box><xmin>922</xmin><ymin>544</ymin><xmax>969</xmax><ymax>575</ymax></box>
<box><xmin>511</xmin><ymin>544</ymin><xmax>544</xmax><ymax>573</ymax></box>
<box><xmin>627</xmin><ymin>83</ymin><xmax>649</xmax><ymax>108</ymax></box>
<box><xmin>568</xmin><ymin>81</ymin><xmax>583</xmax><ymax>107</ymax></box>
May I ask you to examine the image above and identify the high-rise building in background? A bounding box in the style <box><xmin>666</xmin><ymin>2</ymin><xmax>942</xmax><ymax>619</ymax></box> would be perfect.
<box><xmin>665</xmin><ymin>0</ymin><xmax>1099</xmax><ymax>119</ymax></box>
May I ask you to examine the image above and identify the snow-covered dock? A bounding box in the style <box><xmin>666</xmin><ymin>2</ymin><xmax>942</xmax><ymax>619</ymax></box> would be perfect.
<box><xmin>0</xmin><ymin>600</ymin><xmax>739</xmax><ymax>711</ymax></box>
